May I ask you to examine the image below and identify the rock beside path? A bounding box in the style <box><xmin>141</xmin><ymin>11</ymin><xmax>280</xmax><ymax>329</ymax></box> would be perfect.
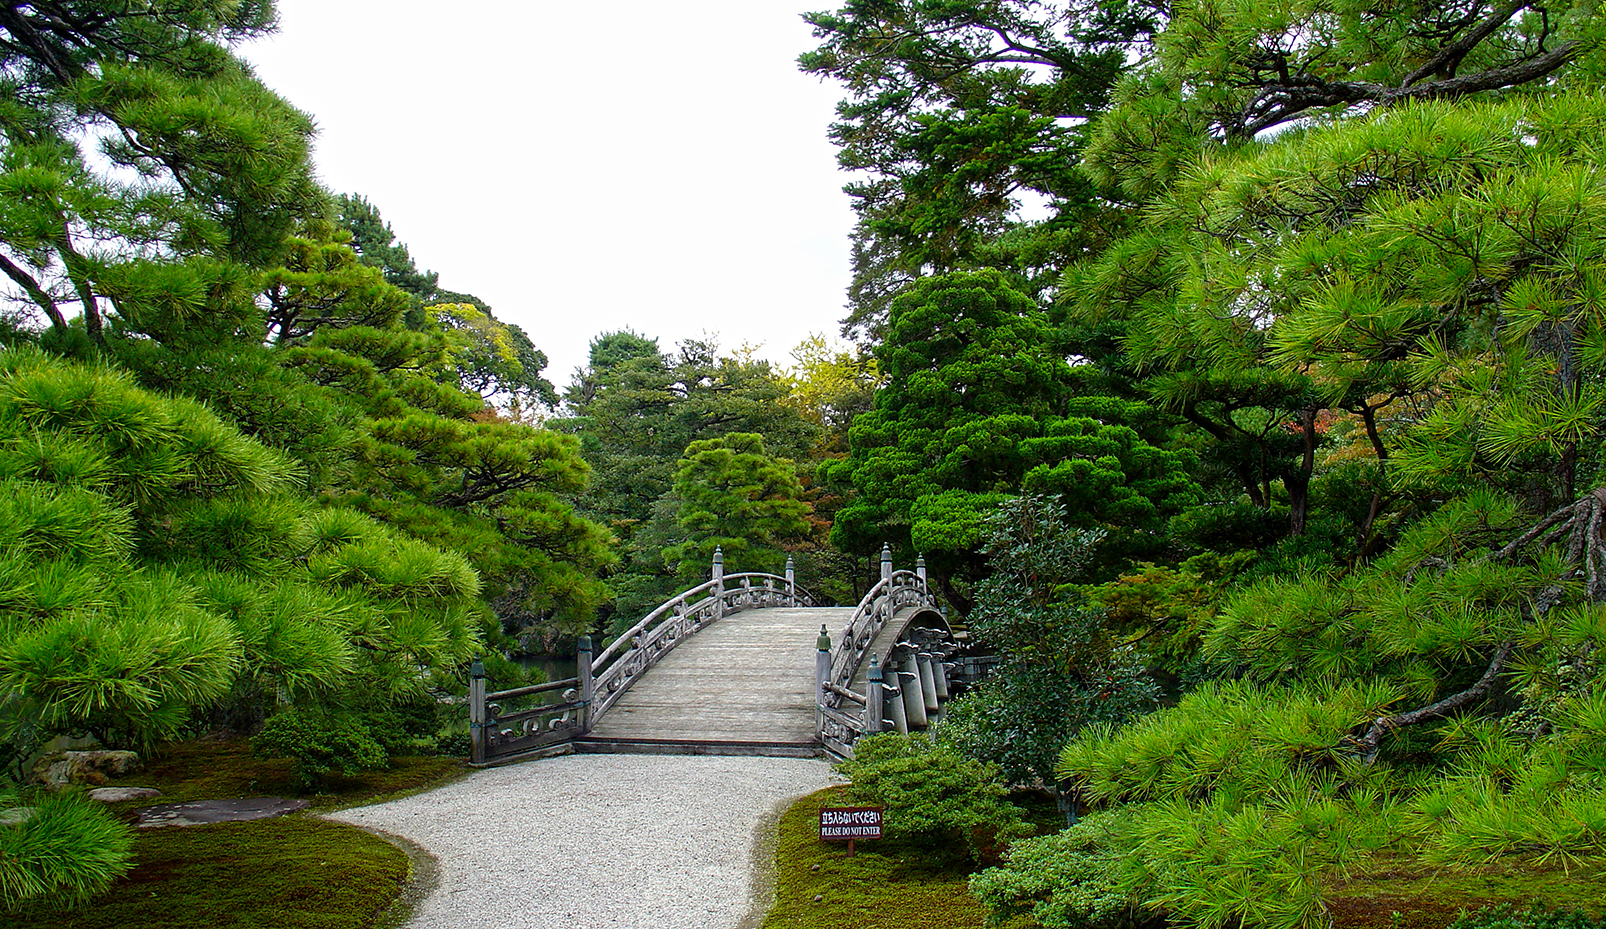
<box><xmin>89</xmin><ymin>787</ymin><xmax>164</xmax><ymax>803</ymax></box>
<box><xmin>31</xmin><ymin>750</ymin><xmax>142</xmax><ymax>788</ymax></box>
<box><xmin>328</xmin><ymin>753</ymin><xmax>834</xmax><ymax>929</ymax></box>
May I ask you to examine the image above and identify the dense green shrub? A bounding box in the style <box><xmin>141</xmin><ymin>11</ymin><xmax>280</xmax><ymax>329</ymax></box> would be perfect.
<box><xmin>945</xmin><ymin>495</ymin><xmax>1159</xmax><ymax>784</ymax></box>
<box><xmin>942</xmin><ymin>657</ymin><xmax>1157</xmax><ymax>786</ymax></box>
<box><xmin>836</xmin><ymin>732</ymin><xmax>1028</xmax><ymax>862</ymax></box>
<box><xmin>0</xmin><ymin>790</ymin><xmax>133</xmax><ymax>909</ymax></box>
<box><xmin>253</xmin><ymin>709</ymin><xmax>387</xmax><ymax>788</ymax></box>
<box><xmin>970</xmin><ymin>810</ymin><xmax>1146</xmax><ymax>929</ymax></box>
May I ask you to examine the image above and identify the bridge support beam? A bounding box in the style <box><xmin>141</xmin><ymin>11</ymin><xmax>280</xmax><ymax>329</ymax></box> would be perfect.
<box><xmin>886</xmin><ymin>677</ymin><xmax>908</xmax><ymax>734</ymax></box>
<box><xmin>865</xmin><ymin>655</ymin><xmax>885</xmax><ymax>735</ymax></box>
<box><xmin>899</xmin><ymin>666</ymin><xmax>926</xmax><ymax>728</ymax></box>
<box><xmin>917</xmin><ymin>652</ymin><xmax>939</xmax><ymax>716</ymax></box>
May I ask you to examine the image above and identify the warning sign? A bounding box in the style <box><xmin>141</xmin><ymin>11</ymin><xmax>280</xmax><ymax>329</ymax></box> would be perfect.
<box><xmin>819</xmin><ymin>806</ymin><xmax>883</xmax><ymax>841</ymax></box>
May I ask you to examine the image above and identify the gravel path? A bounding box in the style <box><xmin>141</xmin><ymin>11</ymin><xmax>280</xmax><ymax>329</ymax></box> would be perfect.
<box><xmin>327</xmin><ymin>753</ymin><xmax>835</xmax><ymax>929</ymax></box>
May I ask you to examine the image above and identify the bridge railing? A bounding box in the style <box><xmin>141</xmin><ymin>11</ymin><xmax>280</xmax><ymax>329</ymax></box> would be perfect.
<box><xmin>469</xmin><ymin>548</ymin><xmax>816</xmax><ymax>765</ymax></box>
<box><xmin>814</xmin><ymin>546</ymin><xmax>952</xmax><ymax>758</ymax></box>
<box><xmin>589</xmin><ymin>568</ymin><xmax>816</xmax><ymax>722</ymax></box>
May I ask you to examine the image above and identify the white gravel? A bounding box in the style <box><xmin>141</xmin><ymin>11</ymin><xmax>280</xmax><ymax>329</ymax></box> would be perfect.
<box><xmin>327</xmin><ymin>753</ymin><xmax>835</xmax><ymax>929</ymax></box>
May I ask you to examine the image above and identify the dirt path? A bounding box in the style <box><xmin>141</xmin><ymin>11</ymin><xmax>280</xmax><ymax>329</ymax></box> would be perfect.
<box><xmin>327</xmin><ymin>753</ymin><xmax>834</xmax><ymax>929</ymax></box>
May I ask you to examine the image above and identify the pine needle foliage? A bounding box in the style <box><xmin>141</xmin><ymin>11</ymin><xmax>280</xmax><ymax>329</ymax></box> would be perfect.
<box><xmin>0</xmin><ymin>790</ymin><xmax>133</xmax><ymax>909</ymax></box>
<box><xmin>0</xmin><ymin>350</ymin><xmax>486</xmax><ymax>747</ymax></box>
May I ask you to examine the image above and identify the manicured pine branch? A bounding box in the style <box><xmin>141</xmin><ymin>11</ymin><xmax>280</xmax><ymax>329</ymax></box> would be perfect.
<box><xmin>1353</xmin><ymin>640</ymin><xmax>1514</xmax><ymax>763</ymax></box>
<box><xmin>0</xmin><ymin>251</ymin><xmax>69</xmax><ymax>331</ymax></box>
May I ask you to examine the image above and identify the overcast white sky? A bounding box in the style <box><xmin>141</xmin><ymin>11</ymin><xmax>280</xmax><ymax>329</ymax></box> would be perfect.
<box><xmin>241</xmin><ymin>1</ymin><xmax>856</xmax><ymax>387</ymax></box>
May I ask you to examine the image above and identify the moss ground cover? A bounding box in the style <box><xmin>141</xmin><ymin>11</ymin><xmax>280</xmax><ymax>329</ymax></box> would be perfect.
<box><xmin>0</xmin><ymin>817</ymin><xmax>409</xmax><ymax>929</ymax></box>
<box><xmin>0</xmin><ymin>738</ymin><xmax>466</xmax><ymax>928</ymax></box>
<box><xmin>1325</xmin><ymin>859</ymin><xmax>1606</xmax><ymax>929</ymax></box>
<box><xmin>762</xmin><ymin>785</ymin><xmax>1034</xmax><ymax>929</ymax></box>
<box><xmin>94</xmin><ymin>737</ymin><xmax>466</xmax><ymax>810</ymax></box>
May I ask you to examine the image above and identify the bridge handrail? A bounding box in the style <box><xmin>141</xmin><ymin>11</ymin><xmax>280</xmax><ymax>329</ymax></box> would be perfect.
<box><xmin>589</xmin><ymin>572</ymin><xmax>817</xmax><ymax>723</ymax></box>
<box><xmin>823</xmin><ymin>569</ymin><xmax>933</xmax><ymax>711</ymax></box>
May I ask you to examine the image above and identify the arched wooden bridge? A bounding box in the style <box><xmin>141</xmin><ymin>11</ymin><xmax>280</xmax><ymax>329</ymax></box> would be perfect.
<box><xmin>467</xmin><ymin>548</ymin><xmax>961</xmax><ymax>764</ymax></box>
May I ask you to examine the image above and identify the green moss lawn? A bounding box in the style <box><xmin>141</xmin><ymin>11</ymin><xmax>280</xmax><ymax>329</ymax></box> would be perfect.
<box><xmin>761</xmin><ymin>785</ymin><xmax>1032</xmax><ymax>929</ymax></box>
<box><xmin>0</xmin><ymin>739</ymin><xmax>465</xmax><ymax>929</ymax></box>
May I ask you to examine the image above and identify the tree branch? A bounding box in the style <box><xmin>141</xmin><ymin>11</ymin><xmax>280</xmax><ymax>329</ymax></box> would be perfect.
<box><xmin>1402</xmin><ymin>0</ymin><xmax>1530</xmax><ymax>87</ymax></box>
<box><xmin>0</xmin><ymin>251</ymin><xmax>68</xmax><ymax>331</ymax></box>
<box><xmin>1236</xmin><ymin>40</ymin><xmax>1580</xmax><ymax>137</ymax></box>
<box><xmin>1352</xmin><ymin>639</ymin><xmax>1513</xmax><ymax>763</ymax></box>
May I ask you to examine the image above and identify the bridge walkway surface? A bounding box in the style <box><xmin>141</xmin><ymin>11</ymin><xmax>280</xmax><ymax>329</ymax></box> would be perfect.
<box><xmin>581</xmin><ymin>606</ymin><xmax>855</xmax><ymax>755</ymax></box>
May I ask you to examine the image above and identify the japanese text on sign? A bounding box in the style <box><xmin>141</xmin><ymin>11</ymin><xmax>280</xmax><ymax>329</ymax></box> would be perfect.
<box><xmin>819</xmin><ymin>806</ymin><xmax>883</xmax><ymax>840</ymax></box>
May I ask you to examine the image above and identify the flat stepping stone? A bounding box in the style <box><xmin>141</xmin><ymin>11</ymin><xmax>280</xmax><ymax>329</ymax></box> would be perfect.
<box><xmin>89</xmin><ymin>787</ymin><xmax>163</xmax><ymax>803</ymax></box>
<box><xmin>132</xmin><ymin>797</ymin><xmax>309</xmax><ymax>828</ymax></box>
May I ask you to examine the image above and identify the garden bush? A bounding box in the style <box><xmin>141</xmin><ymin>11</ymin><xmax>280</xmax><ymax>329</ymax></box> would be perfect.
<box><xmin>0</xmin><ymin>790</ymin><xmax>133</xmax><ymax>909</ymax></box>
<box><xmin>835</xmin><ymin>732</ymin><xmax>1027</xmax><ymax>863</ymax></box>
<box><xmin>970</xmin><ymin>809</ymin><xmax>1147</xmax><ymax>929</ymax></box>
<box><xmin>252</xmin><ymin>708</ymin><xmax>387</xmax><ymax>788</ymax></box>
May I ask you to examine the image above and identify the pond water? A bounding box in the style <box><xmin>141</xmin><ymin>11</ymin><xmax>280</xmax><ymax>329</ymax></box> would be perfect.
<box><xmin>513</xmin><ymin>654</ymin><xmax>578</xmax><ymax>685</ymax></box>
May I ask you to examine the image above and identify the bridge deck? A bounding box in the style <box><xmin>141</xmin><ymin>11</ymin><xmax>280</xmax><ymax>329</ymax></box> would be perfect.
<box><xmin>586</xmin><ymin>606</ymin><xmax>854</xmax><ymax>746</ymax></box>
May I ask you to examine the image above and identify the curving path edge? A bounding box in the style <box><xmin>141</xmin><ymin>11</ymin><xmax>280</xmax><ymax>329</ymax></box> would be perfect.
<box><xmin>327</xmin><ymin>753</ymin><xmax>835</xmax><ymax>929</ymax></box>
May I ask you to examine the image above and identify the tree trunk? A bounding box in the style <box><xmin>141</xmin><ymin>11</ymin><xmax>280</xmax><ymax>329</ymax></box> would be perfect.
<box><xmin>936</xmin><ymin>571</ymin><xmax>974</xmax><ymax>618</ymax></box>
<box><xmin>1286</xmin><ymin>407</ymin><xmax>1318</xmax><ymax>537</ymax></box>
<box><xmin>1354</xmin><ymin>404</ymin><xmax>1391</xmax><ymax>559</ymax></box>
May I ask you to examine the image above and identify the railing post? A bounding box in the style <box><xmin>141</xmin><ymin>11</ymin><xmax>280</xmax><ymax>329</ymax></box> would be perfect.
<box><xmin>712</xmin><ymin>545</ymin><xmax>725</xmax><ymax>620</ymax></box>
<box><xmin>815</xmin><ymin>625</ymin><xmax>831</xmax><ymax>730</ymax></box>
<box><xmin>916</xmin><ymin>554</ymin><xmax>927</xmax><ymax>592</ymax></box>
<box><xmin>468</xmin><ymin>657</ymin><xmax>486</xmax><ymax>765</ymax></box>
<box><xmin>785</xmin><ymin>554</ymin><xmax>796</xmax><ymax>603</ymax></box>
<box><xmin>866</xmin><ymin>654</ymin><xmax>885</xmax><ymax>735</ymax></box>
<box><xmin>577</xmin><ymin>635</ymin><xmax>594</xmax><ymax>733</ymax></box>
<box><xmin>880</xmin><ymin>543</ymin><xmax>893</xmax><ymax>584</ymax></box>
<box><xmin>815</xmin><ymin>625</ymin><xmax>831</xmax><ymax>703</ymax></box>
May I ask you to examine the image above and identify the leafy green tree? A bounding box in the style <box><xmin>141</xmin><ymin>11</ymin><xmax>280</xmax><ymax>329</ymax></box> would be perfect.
<box><xmin>258</xmin><ymin>220</ymin><xmax>411</xmax><ymax>344</ymax></box>
<box><xmin>282</xmin><ymin>324</ymin><xmax>614</xmax><ymax>636</ymax></box>
<box><xmin>941</xmin><ymin>496</ymin><xmax>1157</xmax><ymax>784</ymax></box>
<box><xmin>0</xmin><ymin>0</ymin><xmax>321</xmax><ymax>345</ymax></box>
<box><xmin>776</xmin><ymin>334</ymin><xmax>881</xmax><ymax>458</ymax></box>
<box><xmin>428</xmin><ymin>302</ymin><xmax>557</xmax><ymax>414</ymax></box>
<box><xmin>560</xmin><ymin>333</ymin><xmax>819</xmax><ymax>622</ymax></box>
<box><xmin>974</xmin><ymin>13</ymin><xmax>1606</xmax><ymax>924</ymax></box>
<box><xmin>774</xmin><ymin>335</ymin><xmax>884</xmax><ymax>602</ymax></box>
<box><xmin>831</xmin><ymin>270</ymin><xmax>1198</xmax><ymax>610</ymax></box>
<box><xmin>0</xmin><ymin>349</ymin><xmax>495</xmax><ymax>739</ymax></box>
<box><xmin>331</xmin><ymin>195</ymin><xmax>557</xmax><ymax>412</ymax></box>
<box><xmin>334</xmin><ymin>193</ymin><xmax>442</xmax><ymax>302</ymax></box>
<box><xmin>1060</xmin><ymin>0</ymin><xmax>1606</xmax><ymax>551</ymax></box>
<box><xmin>800</xmin><ymin>0</ymin><xmax>1161</xmax><ymax>343</ymax></box>
<box><xmin>662</xmin><ymin>433</ymin><xmax>812</xmax><ymax>582</ymax></box>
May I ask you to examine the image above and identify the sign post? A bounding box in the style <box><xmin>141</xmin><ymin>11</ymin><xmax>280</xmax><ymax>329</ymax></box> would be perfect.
<box><xmin>819</xmin><ymin>805</ymin><xmax>883</xmax><ymax>857</ymax></box>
